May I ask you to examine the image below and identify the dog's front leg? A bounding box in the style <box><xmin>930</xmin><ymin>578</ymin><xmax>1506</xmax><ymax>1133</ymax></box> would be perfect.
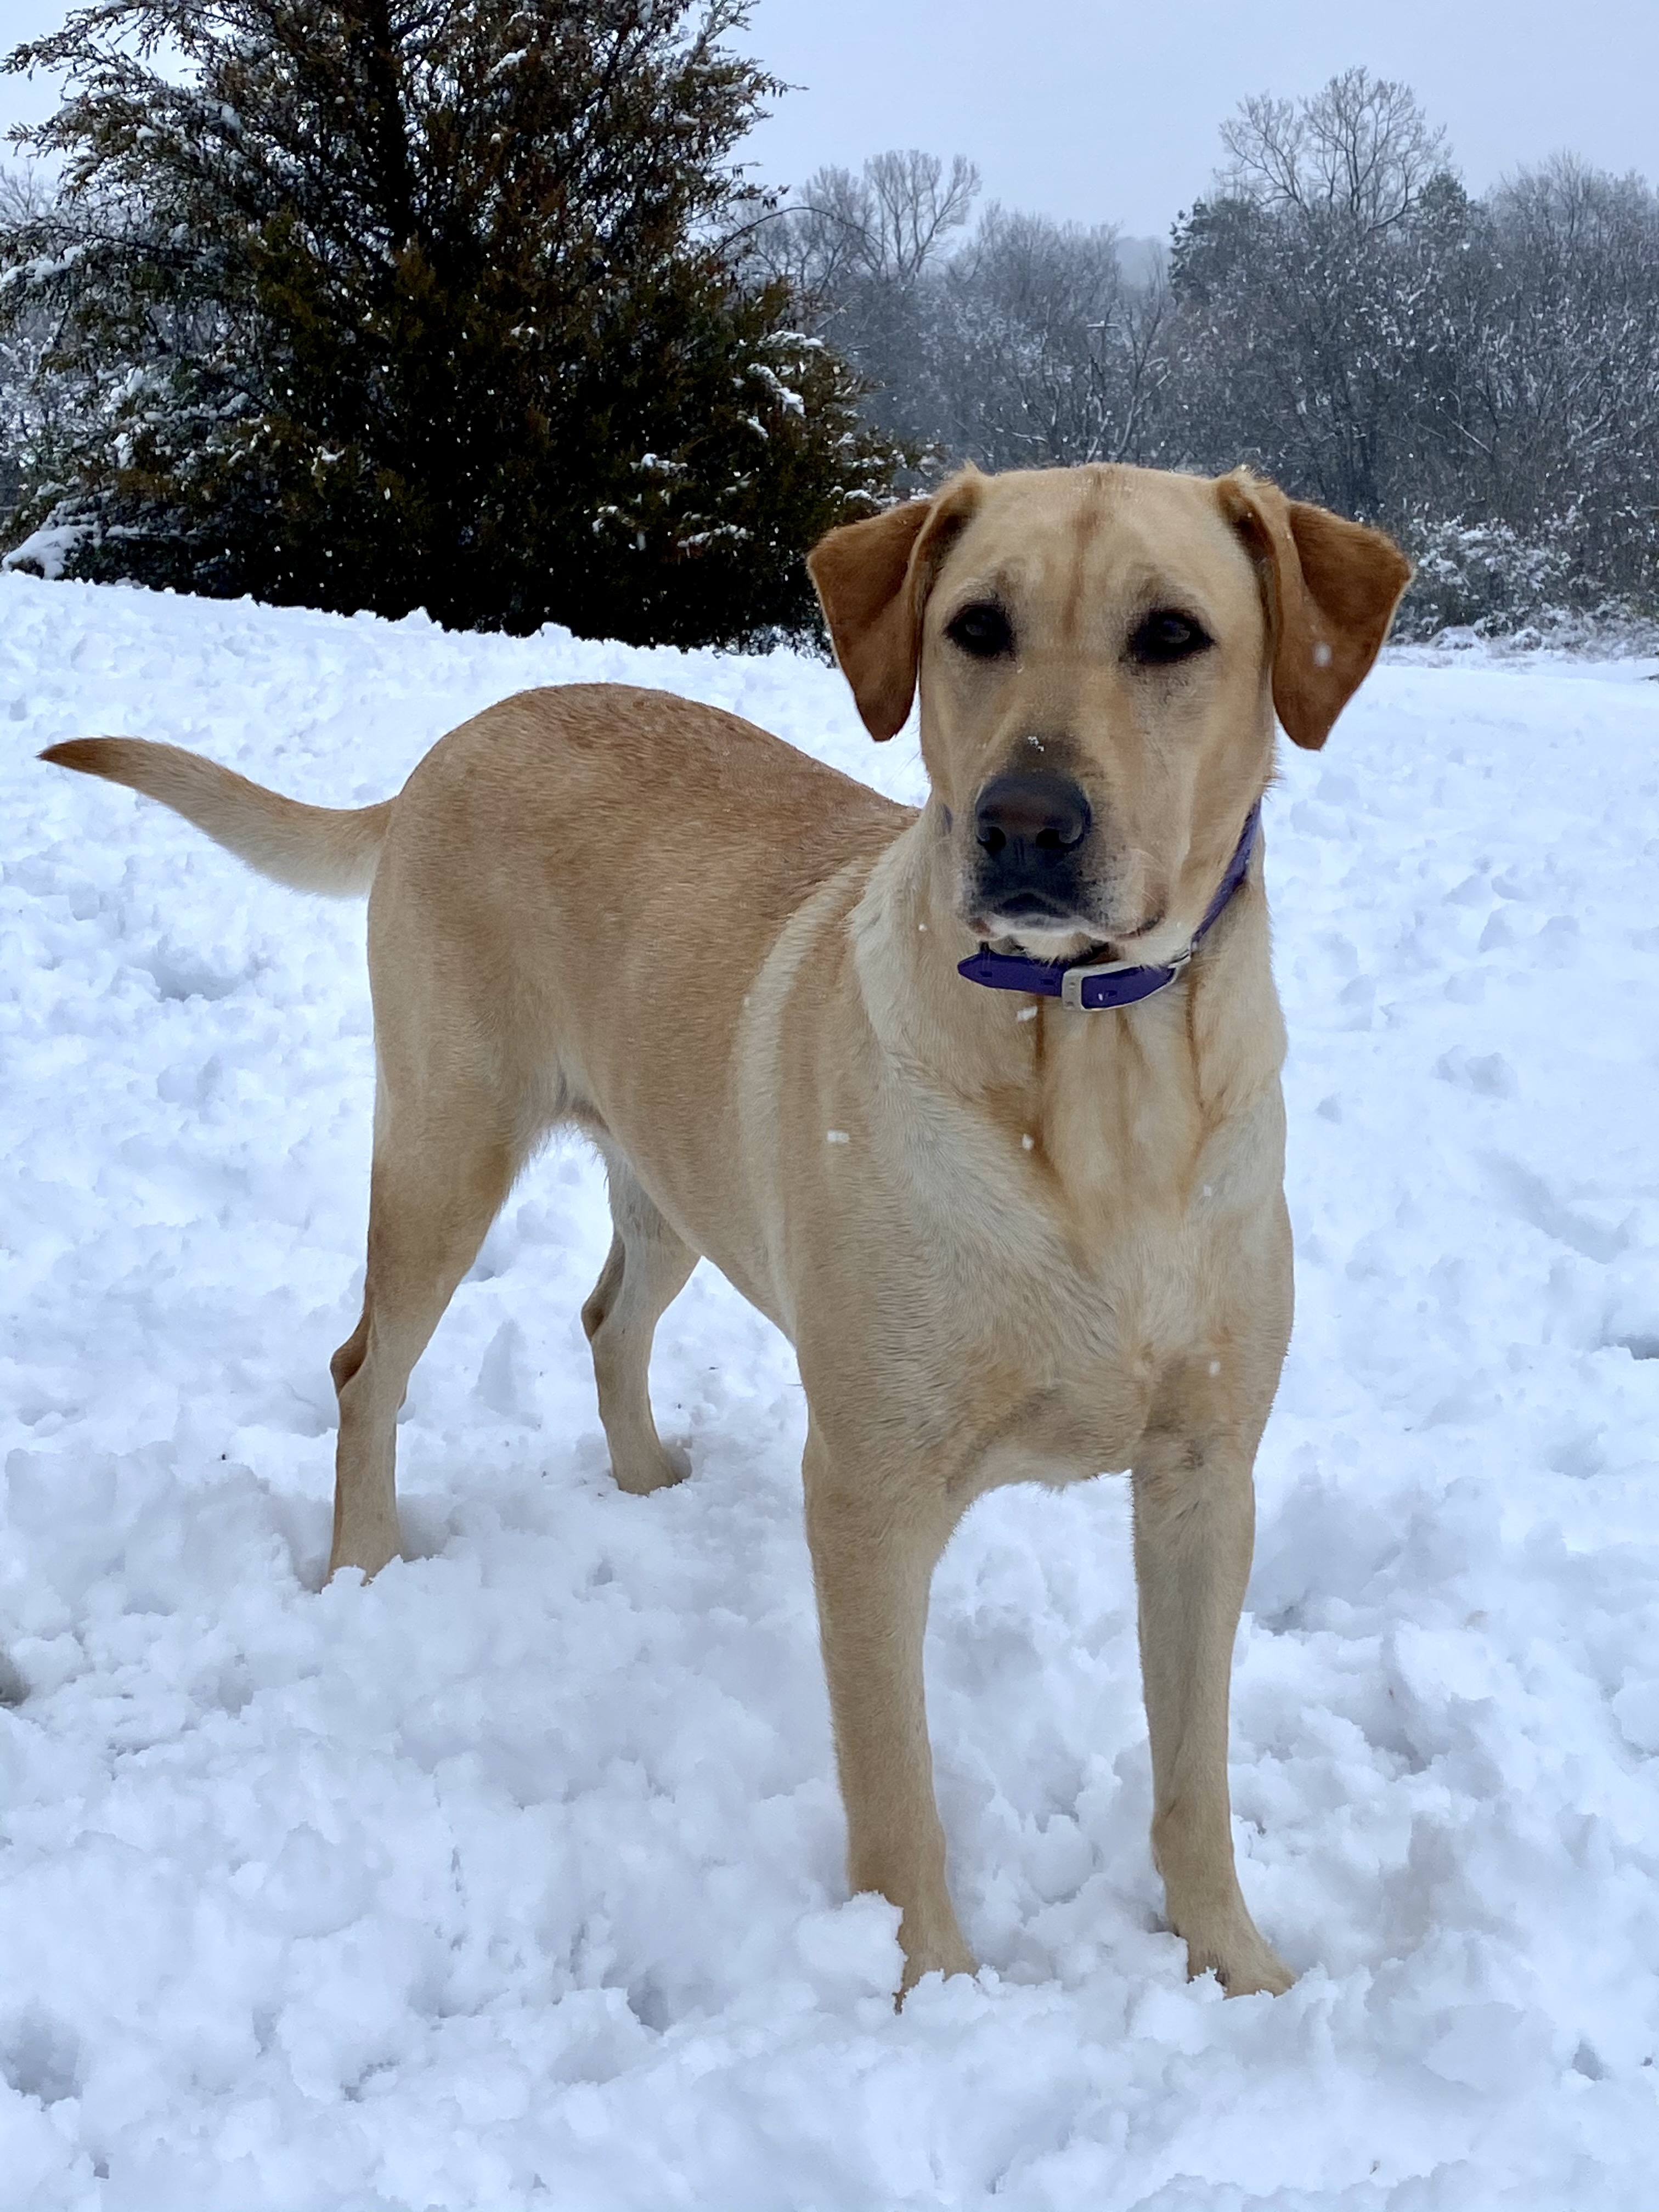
<box><xmin>803</xmin><ymin>1429</ymin><xmax>975</xmax><ymax>1995</ymax></box>
<box><xmin>1131</xmin><ymin>1430</ymin><xmax>1294</xmax><ymax>1996</ymax></box>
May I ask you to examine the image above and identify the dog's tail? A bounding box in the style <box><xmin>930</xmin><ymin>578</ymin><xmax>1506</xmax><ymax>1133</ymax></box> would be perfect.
<box><xmin>41</xmin><ymin>738</ymin><xmax>392</xmax><ymax>896</ymax></box>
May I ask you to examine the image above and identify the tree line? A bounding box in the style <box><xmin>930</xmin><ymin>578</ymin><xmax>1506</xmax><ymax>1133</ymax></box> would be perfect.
<box><xmin>754</xmin><ymin>76</ymin><xmax>1659</xmax><ymax>640</ymax></box>
<box><xmin>2</xmin><ymin>12</ymin><xmax>1655</xmax><ymax>650</ymax></box>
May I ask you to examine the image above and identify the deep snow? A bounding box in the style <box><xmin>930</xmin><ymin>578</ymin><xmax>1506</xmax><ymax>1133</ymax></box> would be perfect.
<box><xmin>2</xmin><ymin>572</ymin><xmax>1658</xmax><ymax>2211</ymax></box>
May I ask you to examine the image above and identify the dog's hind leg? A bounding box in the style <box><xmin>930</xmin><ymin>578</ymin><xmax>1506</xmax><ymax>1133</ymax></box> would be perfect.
<box><xmin>580</xmin><ymin>1154</ymin><xmax>697</xmax><ymax>1495</ymax></box>
<box><xmin>328</xmin><ymin>1076</ymin><xmax>519</xmax><ymax>1579</ymax></box>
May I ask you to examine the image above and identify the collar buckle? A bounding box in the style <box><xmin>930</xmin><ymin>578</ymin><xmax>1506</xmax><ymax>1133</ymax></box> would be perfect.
<box><xmin>1059</xmin><ymin>943</ymin><xmax>1192</xmax><ymax>1012</ymax></box>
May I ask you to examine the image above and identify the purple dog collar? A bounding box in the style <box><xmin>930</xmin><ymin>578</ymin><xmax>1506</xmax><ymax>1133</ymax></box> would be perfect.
<box><xmin>957</xmin><ymin>799</ymin><xmax>1262</xmax><ymax>1012</ymax></box>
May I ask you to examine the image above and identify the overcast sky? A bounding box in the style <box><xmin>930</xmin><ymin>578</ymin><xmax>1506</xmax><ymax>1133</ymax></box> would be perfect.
<box><xmin>2</xmin><ymin>0</ymin><xmax>1654</xmax><ymax>239</ymax></box>
<box><xmin>741</xmin><ymin>0</ymin><xmax>1659</xmax><ymax>236</ymax></box>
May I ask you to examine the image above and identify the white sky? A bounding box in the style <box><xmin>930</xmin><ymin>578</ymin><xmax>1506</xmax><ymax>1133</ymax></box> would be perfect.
<box><xmin>2</xmin><ymin>0</ymin><xmax>1654</xmax><ymax>237</ymax></box>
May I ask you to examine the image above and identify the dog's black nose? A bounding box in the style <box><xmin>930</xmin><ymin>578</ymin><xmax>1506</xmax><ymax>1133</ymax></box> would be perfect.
<box><xmin>974</xmin><ymin>773</ymin><xmax>1091</xmax><ymax>861</ymax></box>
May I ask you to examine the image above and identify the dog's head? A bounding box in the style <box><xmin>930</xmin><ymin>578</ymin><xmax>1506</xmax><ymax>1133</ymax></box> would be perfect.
<box><xmin>809</xmin><ymin>464</ymin><xmax>1411</xmax><ymax>965</ymax></box>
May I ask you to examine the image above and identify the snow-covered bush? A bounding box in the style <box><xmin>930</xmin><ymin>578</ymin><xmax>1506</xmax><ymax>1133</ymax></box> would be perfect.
<box><xmin>1395</xmin><ymin>517</ymin><xmax>1576</xmax><ymax>637</ymax></box>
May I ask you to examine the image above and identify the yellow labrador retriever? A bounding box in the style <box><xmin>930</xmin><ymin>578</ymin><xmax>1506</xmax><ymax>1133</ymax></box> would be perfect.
<box><xmin>43</xmin><ymin>463</ymin><xmax>1409</xmax><ymax>1997</ymax></box>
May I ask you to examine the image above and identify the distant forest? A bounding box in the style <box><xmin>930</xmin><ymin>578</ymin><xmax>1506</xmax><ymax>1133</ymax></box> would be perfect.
<box><xmin>747</xmin><ymin>76</ymin><xmax>1659</xmax><ymax>644</ymax></box>
<box><xmin>2</xmin><ymin>1</ymin><xmax>1655</xmax><ymax>650</ymax></box>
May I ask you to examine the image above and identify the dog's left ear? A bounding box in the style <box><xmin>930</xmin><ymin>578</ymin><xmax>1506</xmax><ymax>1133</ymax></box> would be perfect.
<box><xmin>808</xmin><ymin>472</ymin><xmax>983</xmax><ymax>740</ymax></box>
<box><xmin>1218</xmin><ymin>471</ymin><xmax>1413</xmax><ymax>751</ymax></box>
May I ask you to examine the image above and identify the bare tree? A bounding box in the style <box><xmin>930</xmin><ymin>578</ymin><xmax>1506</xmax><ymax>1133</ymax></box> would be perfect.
<box><xmin>746</xmin><ymin>150</ymin><xmax>978</xmax><ymax>298</ymax></box>
<box><xmin>1171</xmin><ymin>72</ymin><xmax>1460</xmax><ymax>516</ymax></box>
<box><xmin>862</xmin><ymin>151</ymin><xmax>980</xmax><ymax>283</ymax></box>
<box><xmin>742</xmin><ymin>150</ymin><xmax>980</xmax><ymax>452</ymax></box>
<box><xmin>940</xmin><ymin>208</ymin><xmax>1169</xmax><ymax>467</ymax></box>
<box><xmin>1220</xmin><ymin>67</ymin><xmax>1449</xmax><ymax>236</ymax></box>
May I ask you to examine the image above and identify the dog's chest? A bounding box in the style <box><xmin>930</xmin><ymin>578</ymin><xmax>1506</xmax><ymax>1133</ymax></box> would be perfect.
<box><xmin>934</xmin><ymin>1214</ymin><xmax>1213</xmax><ymax>1491</ymax></box>
<box><xmin>892</xmin><ymin>1065</ymin><xmax>1285</xmax><ymax>1494</ymax></box>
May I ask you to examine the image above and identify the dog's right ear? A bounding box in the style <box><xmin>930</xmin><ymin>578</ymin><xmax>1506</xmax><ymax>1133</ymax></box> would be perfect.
<box><xmin>808</xmin><ymin>473</ymin><xmax>982</xmax><ymax>740</ymax></box>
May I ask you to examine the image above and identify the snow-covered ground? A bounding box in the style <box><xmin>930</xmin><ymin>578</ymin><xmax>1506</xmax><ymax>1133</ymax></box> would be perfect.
<box><xmin>2</xmin><ymin>571</ymin><xmax>1658</xmax><ymax>2211</ymax></box>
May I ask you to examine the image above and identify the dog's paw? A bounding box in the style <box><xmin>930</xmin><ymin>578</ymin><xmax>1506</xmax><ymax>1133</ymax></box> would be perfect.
<box><xmin>610</xmin><ymin>1439</ymin><xmax>692</xmax><ymax>1496</ymax></box>
<box><xmin>325</xmin><ymin>1511</ymin><xmax>405</xmax><ymax>1583</ymax></box>
<box><xmin>1184</xmin><ymin>1925</ymin><xmax>1296</xmax><ymax>1997</ymax></box>
<box><xmin>325</xmin><ymin>1539</ymin><xmax>403</xmax><ymax>1582</ymax></box>
<box><xmin>896</xmin><ymin>1921</ymin><xmax>978</xmax><ymax>2002</ymax></box>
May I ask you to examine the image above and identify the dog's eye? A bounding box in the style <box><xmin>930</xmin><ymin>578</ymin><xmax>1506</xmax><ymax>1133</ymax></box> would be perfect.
<box><xmin>1130</xmin><ymin>610</ymin><xmax>1211</xmax><ymax>666</ymax></box>
<box><xmin>946</xmin><ymin>602</ymin><xmax>1014</xmax><ymax>660</ymax></box>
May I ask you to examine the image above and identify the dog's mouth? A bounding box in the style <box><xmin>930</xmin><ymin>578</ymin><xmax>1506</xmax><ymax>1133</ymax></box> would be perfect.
<box><xmin>980</xmin><ymin>918</ymin><xmax>1100</xmax><ymax>961</ymax></box>
<box><xmin>969</xmin><ymin>896</ymin><xmax>1169</xmax><ymax>966</ymax></box>
<box><xmin>968</xmin><ymin>885</ymin><xmax>1092</xmax><ymax>955</ymax></box>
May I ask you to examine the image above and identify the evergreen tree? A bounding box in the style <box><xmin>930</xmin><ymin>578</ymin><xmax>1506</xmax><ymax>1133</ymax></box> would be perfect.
<box><xmin>0</xmin><ymin>0</ymin><xmax>900</xmax><ymax>646</ymax></box>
